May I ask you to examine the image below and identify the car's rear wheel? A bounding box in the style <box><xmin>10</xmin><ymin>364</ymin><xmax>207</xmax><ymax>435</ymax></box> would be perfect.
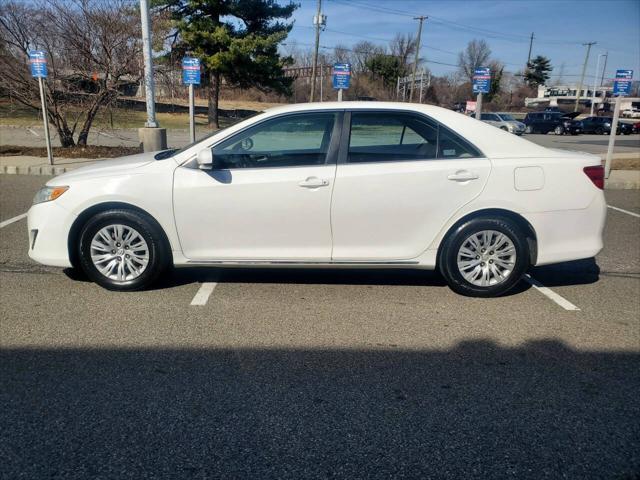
<box><xmin>595</xmin><ymin>127</ymin><xmax>604</xmax><ymax>135</ymax></box>
<box><xmin>78</xmin><ymin>209</ymin><xmax>169</xmax><ymax>291</ymax></box>
<box><xmin>554</xmin><ymin>125</ymin><xmax>564</xmax><ymax>135</ymax></box>
<box><xmin>525</xmin><ymin>125</ymin><xmax>533</xmax><ymax>134</ymax></box>
<box><xmin>439</xmin><ymin>217</ymin><xmax>530</xmax><ymax>297</ymax></box>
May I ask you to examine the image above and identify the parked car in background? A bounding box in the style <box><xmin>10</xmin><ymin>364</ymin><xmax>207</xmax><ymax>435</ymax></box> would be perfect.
<box><xmin>27</xmin><ymin>102</ymin><xmax>606</xmax><ymax>298</ymax></box>
<box><xmin>580</xmin><ymin>117</ymin><xmax>634</xmax><ymax>135</ymax></box>
<box><xmin>479</xmin><ymin>112</ymin><xmax>526</xmax><ymax>135</ymax></box>
<box><xmin>621</xmin><ymin>108</ymin><xmax>640</xmax><ymax>118</ymax></box>
<box><xmin>523</xmin><ymin>111</ymin><xmax>582</xmax><ymax>135</ymax></box>
<box><xmin>632</xmin><ymin>122</ymin><xmax>640</xmax><ymax>134</ymax></box>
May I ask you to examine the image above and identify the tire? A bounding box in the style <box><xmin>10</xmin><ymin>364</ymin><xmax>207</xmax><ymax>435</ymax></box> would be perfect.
<box><xmin>524</xmin><ymin>125</ymin><xmax>533</xmax><ymax>134</ymax></box>
<box><xmin>77</xmin><ymin>209</ymin><xmax>169</xmax><ymax>291</ymax></box>
<box><xmin>595</xmin><ymin>127</ymin><xmax>604</xmax><ymax>135</ymax></box>
<box><xmin>439</xmin><ymin>217</ymin><xmax>530</xmax><ymax>297</ymax></box>
<box><xmin>554</xmin><ymin>125</ymin><xmax>564</xmax><ymax>135</ymax></box>
<box><xmin>500</xmin><ymin>126</ymin><xmax>508</xmax><ymax>131</ymax></box>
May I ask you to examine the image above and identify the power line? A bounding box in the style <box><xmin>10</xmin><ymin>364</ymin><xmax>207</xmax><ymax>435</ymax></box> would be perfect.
<box><xmin>329</xmin><ymin>0</ymin><xmax>590</xmax><ymax>46</ymax></box>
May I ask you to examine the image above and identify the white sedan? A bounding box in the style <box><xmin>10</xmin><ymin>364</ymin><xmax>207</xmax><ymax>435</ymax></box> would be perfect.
<box><xmin>28</xmin><ymin>102</ymin><xmax>606</xmax><ymax>297</ymax></box>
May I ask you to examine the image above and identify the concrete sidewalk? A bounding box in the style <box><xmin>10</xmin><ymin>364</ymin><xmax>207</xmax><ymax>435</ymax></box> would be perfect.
<box><xmin>1</xmin><ymin>153</ymin><xmax>639</xmax><ymax>189</ymax></box>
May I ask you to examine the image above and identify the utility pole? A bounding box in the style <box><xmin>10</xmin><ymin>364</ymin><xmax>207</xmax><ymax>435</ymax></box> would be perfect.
<box><xmin>309</xmin><ymin>0</ymin><xmax>322</xmax><ymax>102</ymax></box>
<box><xmin>600</xmin><ymin>51</ymin><xmax>608</xmax><ymax>86</ymax></box>
<box><xmin>526</xmin><ymin>32</ymin><xmax>535</xmax><ymax>66</ymax></box>
<box><xmin>409</xmin><ymin>15</ymin><xmax>427</xmax><ymax>102</ymax></box>
<box><xmin>574</xmin><ymin>41</ymin><xmax>596</xmax><ymax>112</ymax></box>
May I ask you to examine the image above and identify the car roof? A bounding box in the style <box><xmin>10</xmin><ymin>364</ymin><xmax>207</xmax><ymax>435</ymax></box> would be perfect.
<box><xmin>265</xmin><ymin>102</ymin><xmax>553</xmax><ymax>159</ymax></box>
<box><xmin>178</xmin><ymin>102</ymin><xmax>557</xmax><ymax>161</ymax></box>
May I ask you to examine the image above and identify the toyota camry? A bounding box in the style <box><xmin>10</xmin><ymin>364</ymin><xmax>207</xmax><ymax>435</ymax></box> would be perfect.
<box><xmin>27</xmin><ymin>102</ymin><xmax>606</xmax><ymax>297</ymax></box>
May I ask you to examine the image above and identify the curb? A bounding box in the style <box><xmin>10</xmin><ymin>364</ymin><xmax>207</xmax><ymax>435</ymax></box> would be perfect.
<box><xmin>1</xmin><ymin>165</ymin><xmax>70</xmax><ymax>176</ymax></box>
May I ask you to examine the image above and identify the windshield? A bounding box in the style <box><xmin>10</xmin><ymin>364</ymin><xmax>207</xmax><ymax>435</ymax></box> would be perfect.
<box><xmin>155</xmin><ymin>129</ymin><xmax>222</xmax><ymax>160</ymax></box>
<box><xmin>497</xmin><ymin>113</ymin><xmax>515</xmax><ymax>121</ymax></box>
<box><xmin>154</xmin><ymin>111</ymin><xmax>263</xmax><ymax>160</ymax></box>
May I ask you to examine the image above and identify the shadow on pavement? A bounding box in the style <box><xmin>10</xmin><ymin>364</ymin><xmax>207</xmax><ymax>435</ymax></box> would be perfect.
<box><xmin>529</xmin><ymin>258</ymin><xmax>600</xmax><ymax>287</ymax></box>
<box><xmin>1</xmin><ymin>340</ymin><xmax>638</xmax><ymax>478</ymax></box>
<box><xmin>65</xmin><ymin>259</ymin><xmax>604</xmax><ymax>296</ymax></box>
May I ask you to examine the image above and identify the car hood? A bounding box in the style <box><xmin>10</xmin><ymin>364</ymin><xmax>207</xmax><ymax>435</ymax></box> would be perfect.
<box><xmin>560</xmin><ymin>112</ymin><xmax>581</xmax><ymax>119</ymax></box>
<box><xmin>46</xmin><ymin>151</ymin><xmax>159</xmax><ymax>185</ymax></box>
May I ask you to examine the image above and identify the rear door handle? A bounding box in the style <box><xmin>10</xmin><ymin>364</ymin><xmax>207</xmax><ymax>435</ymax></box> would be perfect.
<box><xmin>299</xmin><ymin>176</ymin><xmax>329</xmax><ymax>188</ymax></box>
<box><xmin>447</xmin><ymin>170</ymin><xmax>479</xmax><ymax>182</ymax></box>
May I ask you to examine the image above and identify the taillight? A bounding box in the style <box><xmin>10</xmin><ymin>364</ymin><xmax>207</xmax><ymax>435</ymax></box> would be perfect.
<box><xmin>583</xmin><ymin>165</ymin><xmax>604</xmax><ymax>190</ymax></box>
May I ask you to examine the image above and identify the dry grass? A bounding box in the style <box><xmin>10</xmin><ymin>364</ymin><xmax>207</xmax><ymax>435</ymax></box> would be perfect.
<box><xmin>0</xmin><ymin>145</ymin><xmax>141</xmax><ymax>158</ymax></box>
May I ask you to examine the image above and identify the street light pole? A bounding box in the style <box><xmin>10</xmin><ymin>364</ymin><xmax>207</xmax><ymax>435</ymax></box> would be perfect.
<box><xmin>600</xmin><ymin>51</ymin><xmax>608</xmax><ymax>86</ymax></box>
<box><xmin>140</xmin><ymin>0</ymin><xmax>157</xmax><ymax>127</ymax></box>
<box><xmin>590</xmin><ymin>54</ymin><xmax>605</xmax><ymax>116</ymax></box>
<box><xmin>138</xmin><ymin>0</ymin><xmax>166</xmax><ymax>151</ymax></box>
<box><xmin>574</xmin><ymin>41</ymin><xmax>596</xmax><ymax>112</ymax></box>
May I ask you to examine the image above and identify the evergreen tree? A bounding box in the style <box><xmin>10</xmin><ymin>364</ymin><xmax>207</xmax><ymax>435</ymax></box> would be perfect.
<box><xmin>525</xmin><ymin>55</ymin><xmax>553</xmax><ymax>88</ymax></box>
<box><xmin>156</xmin><ymin>0</ymin><xmax>297</xmax><ymax>128</ymax></box>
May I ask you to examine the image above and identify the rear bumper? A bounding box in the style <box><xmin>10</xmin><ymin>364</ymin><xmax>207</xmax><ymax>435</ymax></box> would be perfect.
<box><xmin>524</xmin><ymin>192</ymin><xmax>607</xmax><ymax>266</ymax></box>
<box><xmin>27</xmin><ymin>202</ymin><xmax>75</xmax><ymax>268</ymax></box>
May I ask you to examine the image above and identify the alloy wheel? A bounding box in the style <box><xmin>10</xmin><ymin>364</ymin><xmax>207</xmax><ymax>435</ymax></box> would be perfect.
<box><xmin>90</xmin><ymin>224</ymin><xmax>149</xmax><ymax>281</ymax></box>
<box><xmin>456</xmin><ymin>230</ymin><xmax>517</xmax><ymax>287</ymax></box>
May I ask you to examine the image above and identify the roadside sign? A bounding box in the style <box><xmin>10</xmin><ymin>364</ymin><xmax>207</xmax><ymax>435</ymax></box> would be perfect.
<box><xmin>182</xmin><ymin>57</ymin><xmax>201</xmax><ymax>85</ymax></box>
<box><xmin>612</xmin><ymin>69</ymin><xmax>633</xmax><ymax>96</ymax></box>
<box><xmin>472</xmin><ymin>67</ymin><xmax>491</xmax><ymax>94</ymax></box>
<box><xmin>332</xmin><ymin>63</ymin><xmax>351</xmax><ymax>90</ymax></box>
<box><xmin>29</xmin><ymin>51</ymin><xmax>48</xmax><ymax>78</ymax></box>
<box><xmin>466</xmin><ymin>100</ymin><xmax>477</xmax><ymax>112</ymax></box>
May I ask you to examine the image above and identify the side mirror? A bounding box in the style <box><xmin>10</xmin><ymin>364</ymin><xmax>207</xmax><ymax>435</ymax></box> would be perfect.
<box><xmin>196</xmin><ymin>149</ymin><xmax>214</xmax><ymax>170</ymax></box>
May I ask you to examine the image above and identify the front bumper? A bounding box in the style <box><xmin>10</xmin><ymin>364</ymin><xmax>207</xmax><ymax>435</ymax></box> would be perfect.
<box><xmin>27</xmin><ymin>201</ymin><xmax>76</xmax><ymax>268</ymax></box>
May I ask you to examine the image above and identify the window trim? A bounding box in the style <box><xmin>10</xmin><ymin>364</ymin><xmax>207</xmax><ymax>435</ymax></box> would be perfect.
<box><xmin>183</xmin><ymin>110</ymin><xmax>344</xmax><ymax>170</ymax></box>
<box><xmin>339</xmin><ymin>109</ymin><xmax>485</xmax><ymax>165</ymax></box>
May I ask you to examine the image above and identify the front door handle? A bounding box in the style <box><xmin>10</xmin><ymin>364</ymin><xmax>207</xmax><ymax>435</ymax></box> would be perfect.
<box><xmin>299</xmin><ymin>177</ymin><xmax>329</xmax><ymax>188</ymax></box>
<box><xmin>447</xmin><ymin>170</ymin><xmax>479</xmax><ymax>182</ymax></box>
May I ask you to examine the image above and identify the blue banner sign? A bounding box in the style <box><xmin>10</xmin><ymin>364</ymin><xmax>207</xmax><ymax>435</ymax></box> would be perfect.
<box><xmin>472</xmin><ymin>67</ymin><xmax>491</xmax><ymax>94</ymax></box>
<box><xmin>332</xmin><ymin>63</ymin><xmax>351</xmax><ymax>90</ymax></box>
<box><xmin>182</xmin><ymin>57</ymin><xmax>201</xmax><ymax>85</ymax></box>
<box><xmin>29</xmin><ymin>51</ymin><xmax>48</xmax><ymax>78</ymax></box>
<box><xmin>612</xmin><ymin>69</ymin><xmax>633</xmax><ymax>96</ymax></box>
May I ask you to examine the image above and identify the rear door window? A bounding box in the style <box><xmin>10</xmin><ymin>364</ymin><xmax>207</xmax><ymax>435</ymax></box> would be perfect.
<box><xmin>347</xmin><ymin>112</ymin><xmax>481</xmax><ymax>163</ymax></box>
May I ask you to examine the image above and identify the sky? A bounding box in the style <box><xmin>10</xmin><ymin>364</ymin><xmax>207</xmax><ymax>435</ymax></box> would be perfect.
<box><xmin>283</xmin><ymin>0</ymin><xmax>640</xmax><ymax>83</ymax></box>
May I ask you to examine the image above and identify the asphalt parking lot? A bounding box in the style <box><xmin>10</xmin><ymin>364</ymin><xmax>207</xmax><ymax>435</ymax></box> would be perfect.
<box><xmin>1</xmin><ymin>175</ymin><xmax>639</xmax><ymax>479</ymax></box>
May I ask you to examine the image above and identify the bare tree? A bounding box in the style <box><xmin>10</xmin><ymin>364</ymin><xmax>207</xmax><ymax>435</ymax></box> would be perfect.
<box><xmin>0</xmin><ymin>0</ymin><xmax>141</xmax><ymax>147</ymax></box>
<box><xmin>389</xmin><ymin>33</ymin><xmax>416</xmax><ymax>72</ymax></box>
<box><xmin>457</xmin><ymin>39</ymin><xmax>491</xmax><ymax>84</ymax></box>
<box><xmin>332</xmin><ymin>44</ymin><xmax>350</xmax><ymax>65</ymax></box>
<box><xmin>352</xmin><ymin>41</ymin><xmax>384</xmax><ymax>73</ymax></box>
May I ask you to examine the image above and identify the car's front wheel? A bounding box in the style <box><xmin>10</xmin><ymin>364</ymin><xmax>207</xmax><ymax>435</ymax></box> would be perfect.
<box><xmin>439</xmin><ymin>217</ymin><xmax>530</xmax><ymax>297</ymax></box>
<box><xmin>554</xmin><ymin>125</ymin><xmax>564</xmax><ymax>135</ymax></box>
<box><xmin>524</xmin><ymin>125</ymin><xmax>533</xmax><ymax>134</ymax></box>
<box><xmin>78</xmin><ymin>209</ymin><xmax>169</xmax><ymax>291</ymax></box>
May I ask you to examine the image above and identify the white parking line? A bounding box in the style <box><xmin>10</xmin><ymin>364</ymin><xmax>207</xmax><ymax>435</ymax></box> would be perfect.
<box><xmin>27</xmin><ymin>128</ymin><xmax>40</xmax><ymax>137</ymax></box>
<box><xmin>0</xmin><ymin>213</ymin><xmax>27</xmax><ymax>229</ymax></box>
<box><xmin>525</xmin><ymin>274</ymin><xmax>580</xmax><ymax>311</ymax></box>
<box><xmin>190</xmin><ymin>282</ymin><xmax>217</xmax><ymax>306</ymax></box>
<box><xmin>608</xmin><ymin>205</ymin><xmax>640</xmax><ymax>218</ymax></box>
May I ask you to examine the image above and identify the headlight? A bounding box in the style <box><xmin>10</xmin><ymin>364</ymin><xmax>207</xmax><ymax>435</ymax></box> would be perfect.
<box><xmin>33</xmin><ymin>186</ymin><xmax>69</xmax><ymax>205</ymax></box>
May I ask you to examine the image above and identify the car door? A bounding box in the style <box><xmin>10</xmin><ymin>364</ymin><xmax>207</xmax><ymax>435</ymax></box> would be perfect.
<box><xmin>330</xmin><ymin>111</ymin><xmax>490</xmax><ymax>261</ymax></box>
<box><xmin>173</xmin><ymin>111</ymin><xmax>342</xmax><ymax>261</ymax></box>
